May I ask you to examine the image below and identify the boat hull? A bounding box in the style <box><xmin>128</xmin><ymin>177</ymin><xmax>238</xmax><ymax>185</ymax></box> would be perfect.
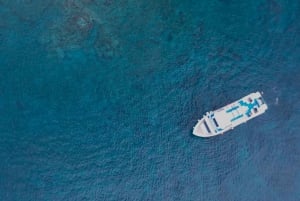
<box><xmin>193</xmin><ymin>92</ymin><xmax>268</xmax><ymax>137</ymax></box>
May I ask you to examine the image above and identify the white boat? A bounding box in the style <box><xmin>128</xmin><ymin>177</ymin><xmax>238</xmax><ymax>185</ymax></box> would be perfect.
<box><xmin>193</xmin><ymin>92</ymin><xmax>268</xmax><ymax>137</ymax></box>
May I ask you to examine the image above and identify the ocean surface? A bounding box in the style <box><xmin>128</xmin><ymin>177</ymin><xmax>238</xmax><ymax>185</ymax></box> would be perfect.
<box><xmin>0</xmin><ymin>0</ymin><xmax>300</xmax><ymax>200</ymax></box>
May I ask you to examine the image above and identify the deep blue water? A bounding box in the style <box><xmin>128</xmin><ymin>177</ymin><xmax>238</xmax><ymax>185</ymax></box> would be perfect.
<box><xmin>1</xmin><ymin>0</ymin><xmax>300</xmax><ymax>200</ymax></box>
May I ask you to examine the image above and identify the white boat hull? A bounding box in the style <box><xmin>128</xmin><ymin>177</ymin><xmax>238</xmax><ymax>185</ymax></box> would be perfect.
<box><xmin>193</xmin><ymin>92</ymin><xmax>268</xmax><ymax>137</ymax></box>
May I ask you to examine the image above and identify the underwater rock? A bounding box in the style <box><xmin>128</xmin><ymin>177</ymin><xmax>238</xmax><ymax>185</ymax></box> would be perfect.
<box><xmin>55</xmin><ymin>11</ymin><xmax>93</xmax><ymax>48</ymax></box>
<box><xmin>267</xmin><ymin>0</ymin><xmax>282</xmax><ymax>15</ymax></box>
<box><xmin>39</xmin><ymin>10</ymin><xmax>94</xmax><ymax>58</ymax></box>
<box><xmin>94</xmin><ymin>32</ymin><xmax>120</xmax><ymax>59</ymax></box>
<box><xmin>63</xmin><ymin>0</ymin><xmax>81</xmax><ymax>11</ymax></box>
<box><xmin>66</xmin><ymin>12</ymin><xmax>93</xmax><ymax>34</ymax></box>
<box><xmin>1</xmin><ymin>0</ymin><xmax>52</xmax><ymax>23</ymax></box>
<box><xmin>103</xmin><ymin>0</ymin><xmax>114</xmax><ymax>7</ymax></box>
<box><xmin>39</xmin><ymin>0</ymin><xmax>121</xmax><ymax>58</ymax></box>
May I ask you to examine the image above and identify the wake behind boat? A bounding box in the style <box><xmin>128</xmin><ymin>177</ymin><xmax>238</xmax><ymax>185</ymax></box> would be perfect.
<box><xmin>193</xmin><ymin>92</ymin><xmax>268</xmax><ymax>137</ymax></box>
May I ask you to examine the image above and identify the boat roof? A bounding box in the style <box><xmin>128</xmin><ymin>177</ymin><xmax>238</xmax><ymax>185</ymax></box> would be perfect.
<box><xmin>193</xmin><ymin>92</ymin><xmax>268</xmax><ymax>137</ymax></box>
<box><xmin>213</xmin><ymin>92</ymin><xmax>267</xmax><ymax>130</ymax></box>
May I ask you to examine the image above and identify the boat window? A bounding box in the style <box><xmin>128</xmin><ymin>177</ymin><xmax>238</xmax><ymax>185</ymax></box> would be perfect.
<box><xmin>259</xmin><ymin>97</ymin><xmax>265</xmax><ymax>104</ymax></box>
<box><xmin>213</xmin><ymin>118</ymin><xmax>219</xmax><ymax>127</ymax></box>
<box><xmin>203</xmin><ymin>121</ymin><xmax>211</xmax><ymax>133</ymax></box>
<box><xmin>254</xmin><ymin>108</ymin><xmax>258</xmax><ymax>113</ymax></box>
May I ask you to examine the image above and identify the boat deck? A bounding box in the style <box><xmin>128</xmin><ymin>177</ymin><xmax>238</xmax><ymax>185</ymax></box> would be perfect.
<box><xmin>193</xmin><ymin>92</ymin><xmax>268</xmax><ymax>137</ymax></box>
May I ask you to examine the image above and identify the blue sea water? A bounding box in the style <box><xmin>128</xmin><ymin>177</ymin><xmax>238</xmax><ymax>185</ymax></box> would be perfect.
<box><xmin>0</xmin><ymin>0</ymin><xmax>300</xmax><ymax>200</ymax></box>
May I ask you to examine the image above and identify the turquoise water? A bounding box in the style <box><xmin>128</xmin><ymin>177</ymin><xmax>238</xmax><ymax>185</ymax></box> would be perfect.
<box><xmin>0</xmin><ymin>0</ymin><xmax>300</xmax><ymax>200</ymax></box>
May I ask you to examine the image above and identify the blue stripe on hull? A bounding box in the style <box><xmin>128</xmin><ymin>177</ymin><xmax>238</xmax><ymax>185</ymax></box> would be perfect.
<box><xmin>226</xmin><ymin>105</ymin><xmax>239</xmax><ymax>113</ymax></box>
<box><xmin>231</xmin><ymin>114</ymin><xmax>243</xmax><ymax>122</ymax></box>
